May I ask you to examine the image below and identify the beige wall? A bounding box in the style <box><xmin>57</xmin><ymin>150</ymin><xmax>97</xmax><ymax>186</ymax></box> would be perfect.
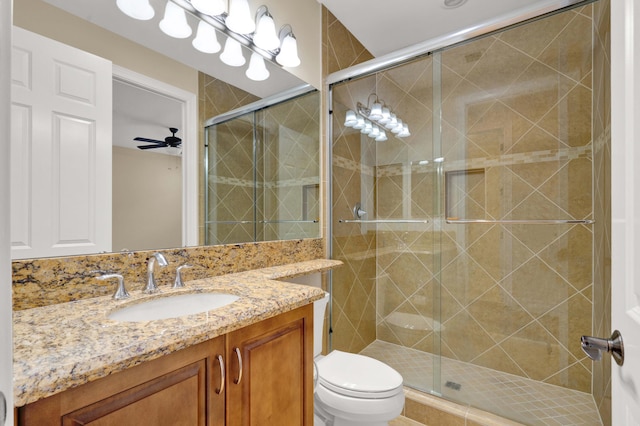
<box><xmin>112</xmin><ymin>147</ymin><xmax>182</xmax><ymax>252</ymax></box>
<box><xmin>13</xmin><ymin>0</ymin><xmax>198</xmax><ymax>94</ymax></box>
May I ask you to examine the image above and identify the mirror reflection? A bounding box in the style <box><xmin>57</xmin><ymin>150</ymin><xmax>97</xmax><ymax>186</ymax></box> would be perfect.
<box><xmin>10</xmin><ymin>0</ymin><xmax>320</xmax><ymax>259</ymax></box>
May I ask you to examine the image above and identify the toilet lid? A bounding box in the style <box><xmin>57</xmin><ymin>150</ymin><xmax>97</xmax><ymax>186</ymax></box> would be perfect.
<box><xmin>316</xmin><ymin>351</ymin><xmax>403</xmax><ymax>398</ymax></box>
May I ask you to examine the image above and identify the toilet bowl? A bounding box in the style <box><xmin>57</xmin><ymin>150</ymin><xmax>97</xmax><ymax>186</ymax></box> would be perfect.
<box><xmin>313</xmin><ymin>292</ymin><xmax>405</xmax><ymax>426</ymax></box>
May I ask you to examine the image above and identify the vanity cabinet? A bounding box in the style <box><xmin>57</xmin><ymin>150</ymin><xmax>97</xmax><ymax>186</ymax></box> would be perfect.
<box><xmin>16</xmin><ymin>304</ymin><xmax>313</xmax><ymax>426</ymax></box>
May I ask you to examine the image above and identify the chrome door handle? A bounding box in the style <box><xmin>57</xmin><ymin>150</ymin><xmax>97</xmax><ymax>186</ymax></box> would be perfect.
<box><xmin>233</xmin><ymin>347</ymin><xmax>243</xmax><ymax>384</ymax></box>
<box><xmin>215</xmin><ymin>354</ymin><xmax>225</xmax><ymax>395</ymax></box>
<box><xmin>581</xmin><ymin>330</ymin><xmax>624</xmax><ymax>366</ymax></box>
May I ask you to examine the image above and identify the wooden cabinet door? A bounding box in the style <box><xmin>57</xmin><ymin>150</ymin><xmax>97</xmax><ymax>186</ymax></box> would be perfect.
<box><xmin>18</xmin><ymin>337</ymin><xmax>224</xmax><ymax>426</ymax></box>
<box><xmin>226</xmin><ymin>305</ymin><xmax>313</xmax><ymax>426</ymax></box>
<box><xmin>62</xmin><ymin>361</ymin><xmax>206</xmax><ymax>426</ymax></box>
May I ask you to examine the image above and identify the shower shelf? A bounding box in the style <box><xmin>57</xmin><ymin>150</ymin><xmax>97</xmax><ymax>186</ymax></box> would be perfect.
<box><xmin>339</xmin><ymin>219</ymin><xmax>429</xmax><ymax>224</ymax></box>
<box><xmin>446</xmin><ymin>218</ymin><xmax>595</xmax><ymax>225</ymax></box>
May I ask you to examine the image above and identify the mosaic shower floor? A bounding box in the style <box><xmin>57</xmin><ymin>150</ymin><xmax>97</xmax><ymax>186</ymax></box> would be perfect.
<box><xmin>361</xmin><ymin>341</ymin><xmax>602</xmax><ymax>426</ymax></box>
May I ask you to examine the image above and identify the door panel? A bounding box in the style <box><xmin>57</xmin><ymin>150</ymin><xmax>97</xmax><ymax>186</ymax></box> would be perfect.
<box><xmin>611</xmin><ymin>0</ymin><xmax>640</xmax><ymax>423</ymax></box>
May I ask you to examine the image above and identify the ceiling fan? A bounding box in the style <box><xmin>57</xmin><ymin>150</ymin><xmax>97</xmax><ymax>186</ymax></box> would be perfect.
<box><xmin>135</xmin><ymin>127</ymin><xmax>182</xmax><ymax>150</ymax></box>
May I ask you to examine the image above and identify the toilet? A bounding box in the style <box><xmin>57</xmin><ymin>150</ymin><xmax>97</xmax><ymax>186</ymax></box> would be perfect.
<box><xmin>313</xmin><ymin>292</ymin><xmax>405</xmax><ymax>426</ymax></box>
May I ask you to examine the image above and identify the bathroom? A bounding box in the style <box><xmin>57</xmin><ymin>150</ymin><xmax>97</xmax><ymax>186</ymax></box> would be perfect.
<box><xmin>1</xmin><ymin>0</ymin><xmax>639</xmax><ymax>425</ymax></box>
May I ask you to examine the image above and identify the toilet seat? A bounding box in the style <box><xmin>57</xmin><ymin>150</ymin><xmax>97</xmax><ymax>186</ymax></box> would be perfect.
<box><xmin>316</xmin><ymin>350</ymin><xmax>403</xmax><ymax>399</ymax></box>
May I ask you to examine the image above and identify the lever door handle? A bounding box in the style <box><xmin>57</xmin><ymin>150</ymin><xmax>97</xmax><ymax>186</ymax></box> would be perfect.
<box><xmin>581</xmin><ymin>330</ymin><xmax>624</xmax><ymax>366</ymax></box>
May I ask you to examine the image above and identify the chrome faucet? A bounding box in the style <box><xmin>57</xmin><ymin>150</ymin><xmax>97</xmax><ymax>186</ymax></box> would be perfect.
<box><xmin>144</xmin><ymin>252</ymin><xmax>168</xmax><ymax>294</ymax></box>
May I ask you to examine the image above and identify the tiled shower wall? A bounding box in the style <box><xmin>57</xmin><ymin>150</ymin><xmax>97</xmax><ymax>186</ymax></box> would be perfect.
<box><xmin>331</xmin><ymin>5</ymin><xmax>597</xmax><ymax>395</ymax></box>
<box><xmin>592</xmin><ymin>0</ymin><xmax>612</xmax><ymax>423</ymax></box>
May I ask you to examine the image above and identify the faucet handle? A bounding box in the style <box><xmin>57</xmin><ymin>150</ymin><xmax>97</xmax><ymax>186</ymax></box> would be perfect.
<box><xmin>96</xmin><ymin>273</ymin><xmax>130</xmax><ymax>300</ymax></box>
<box><xmin>173</xmin><ymin>264</ymin><xmax>193</xmax><ymax>289</ymax></box>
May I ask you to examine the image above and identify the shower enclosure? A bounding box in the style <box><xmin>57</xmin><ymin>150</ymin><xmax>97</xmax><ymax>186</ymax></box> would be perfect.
<box><xmin>329</xmin><ymin>2</ymin><xmax>609</xmax><ymax>425</ymax></box>
<box><xmin>204</xmin><ymin>88</ymin><xmax>320</xmax><ymax>245</ymax></box>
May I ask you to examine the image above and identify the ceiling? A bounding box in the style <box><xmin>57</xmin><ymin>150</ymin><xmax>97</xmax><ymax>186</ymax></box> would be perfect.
<box><xmin>318</xmin><ymin>0</ymin><xmax>575</xmax><ymax>58</ymax></box>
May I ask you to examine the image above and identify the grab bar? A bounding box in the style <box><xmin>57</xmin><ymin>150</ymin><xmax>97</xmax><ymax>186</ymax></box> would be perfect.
<box><xmin>446</xmin><ymin>218</ymin><xmax>595</xmax><ymax>225</ymax></box>
<box><xmin>339</xmin><ymin>219</ymin><xmax>429</xmax><ymax>224</ymax></box>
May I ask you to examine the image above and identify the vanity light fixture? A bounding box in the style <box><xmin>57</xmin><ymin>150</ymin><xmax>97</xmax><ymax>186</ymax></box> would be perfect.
<box><xmin>117</xmin><ymin>0</ymin><xmax>155</xmax><ymax>20</ymax></box>
<box><xmin>129</xmin><ymin>0</ymin><xmax>302</xmax><ymax>83</ymax></box>
<box><xmin>253</xmin><ymin>6</ymin><xmax>281</xmax><ymax>51</ymax></box>
<box><xmin>220</xmin><ymin>37</ymin><xmax>246</xmax><ymax>66</ymax></box>
<box><xmin>225</xmin><ymin>0</ymin><xmax>255</xmax><ymax>35</ymax></box>
<box><xmin>344</xmin><ymin>93</ymin><xmax>410</xmax><ymax>140</ymax></box>
<box><xmin>246</xmin><ymin>52</ymin><xmax>270</xmax><ymax>81</ymax></box>
<box><xmin>192</xmin><ymin>20</ymin><xmax>222</xmax><ymax>53</ymax></box>
<box><xmin>191</xmin><ymin>0</ymin><xmax>226</xmax><ymax>16</ymax></box>
<box><xmin>159</xmin><ymin>1</ymin><xmax>192</xmax><ymax>39</ymax></box>
<box><xmin>276</xmin><ymin>25</ymin><xmax>301</xmax><ymax>67</ymax></box>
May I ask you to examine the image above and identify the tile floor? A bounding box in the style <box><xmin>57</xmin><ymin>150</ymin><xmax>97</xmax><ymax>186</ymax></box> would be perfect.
<box><xmin>361</xmin><ymin>341</ymin><xmax>603</xmax><ymax>426</ymax></box>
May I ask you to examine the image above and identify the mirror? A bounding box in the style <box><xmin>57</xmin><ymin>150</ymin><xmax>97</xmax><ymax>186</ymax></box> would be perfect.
<box><xmin>11</xmin><ymin>0</ymin><xmax>320</xmax><ymax>258</ymax></box>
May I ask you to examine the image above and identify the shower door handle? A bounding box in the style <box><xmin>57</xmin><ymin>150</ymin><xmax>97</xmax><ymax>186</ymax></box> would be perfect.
<box><xmin>581</xmin><ymin>330</ymin><xmax>624</xmax><ymax>366</ymax></box>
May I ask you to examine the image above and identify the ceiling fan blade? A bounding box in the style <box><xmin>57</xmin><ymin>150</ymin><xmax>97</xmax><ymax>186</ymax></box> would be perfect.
<box><xmin>137</xmin><ymin>144</ymin><xmax>167</xmax><ymax>150</ymax></box>
<box><xmin>134</xmin><ymin>137</ymin><xmax>164</xmax><ymax>143</ymax></box>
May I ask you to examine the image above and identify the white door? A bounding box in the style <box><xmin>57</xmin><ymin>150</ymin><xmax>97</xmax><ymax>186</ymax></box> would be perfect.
<box><xmin>0</xmin><ymin>1</ymin><xmax>12</xmax><ymax>424</ymax></box>
<box><xmin>611</xmin><ymin>0</ymin><xmax>640</xmax><ymax>423</ymax></box>
<box><xmin>11</xmin><ymin>27</ymin><xmax>112</xmax><ymax>259</ymax></box>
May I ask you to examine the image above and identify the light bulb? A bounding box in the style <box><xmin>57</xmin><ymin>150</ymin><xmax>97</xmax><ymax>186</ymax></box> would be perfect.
<box><xmin>385</xmin><ymin>113</ymin><xmax>398</xmax><ymax>129</ymax></box>
<box><xmin>246</xmin><ymin>52</ymin><xmax>270</xmax><ymax>81</ymax></box>
<box><xmin>253</xmin><ymin>10</ymin><xmax>280</xmax><ymax>51</ymax></box>
<box><xmin>117</xmin><ymin>0</ymin><xmax>154</xmax><ymax>20</ymax></box>
<box><xmin>353</xmin><ymin>117</ymin><xmax>365</xmax><ymax>130</ymax></box>
<box><xmin>398</xmin><ymin>124</ymin><xmax>411</xmax><ymax>137</ymax></box>
<box><xmin>276</xmin><ymin>32</ymin><xmax>300</xmax><ymax>67</ymax></box>
<box><xmin>191</xmin><ymin>0</ymin><xmax>226</xmax><ymax>16</ymax></box>
<box><xmin>220</xmin><ymin>37</ymin><xmax>246</xmax><ymax>66</ymax></box>
<box><xmin>375</xmin><ymin>130</ymin><xmax>388</xmax><ymax>142</ymax></box>
<box><xmin>378</xmin><ymin>107</ymin><xmax>391</xmax><ymax>124</ymax></box>
<box><xmin>226</xmin><ymin>0</ymin><xmax>255</xmax><ymax>35</ymax></box>
<box><xmin>192</xmin><ymin>21</ymin><xmax>221</xmax><ymax>53</ymax></box>
<box><xmin>344</xmin><ymin>110</ymin><xmax>358</xmax><ymax>127</ymax></box>
<box><xmin>368</xmin><ymin>102</ymin><xmax>383</xmax><ymax>120</ymax></box>
<box><xmin>159</xmin><ymin>1</ymin><xmax>192</xmax><ymax>39</ymax></box>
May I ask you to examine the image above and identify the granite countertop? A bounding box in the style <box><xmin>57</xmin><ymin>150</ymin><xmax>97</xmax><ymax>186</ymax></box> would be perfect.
<box><xmin>13</xmin><ymin>259</ymin><xmax>342</xmax><ymax>407</ymax></box>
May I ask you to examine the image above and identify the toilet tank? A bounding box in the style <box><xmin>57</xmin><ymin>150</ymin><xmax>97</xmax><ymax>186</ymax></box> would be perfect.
<box><xmin>281</xmin><ymin>273</ymin><xmax>328</xmax><ymax>358</ymax></box>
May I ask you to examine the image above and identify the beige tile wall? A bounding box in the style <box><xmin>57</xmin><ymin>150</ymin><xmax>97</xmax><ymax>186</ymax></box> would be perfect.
<box><xmin>592</xmin><ymin>0</ymin><xmax>612</xmax><ymax>424</ymax></box>
<box><xmin>330</xmin><ymin>5</ymin><xmax>597</xmax><ymax>395</ymax></box>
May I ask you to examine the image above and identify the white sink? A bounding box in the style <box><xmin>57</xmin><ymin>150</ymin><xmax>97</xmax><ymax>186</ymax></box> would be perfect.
<box><xmin>108</xmin><ymin>293</ymin><xmax>240</xmax><ymax>322</ymax></box>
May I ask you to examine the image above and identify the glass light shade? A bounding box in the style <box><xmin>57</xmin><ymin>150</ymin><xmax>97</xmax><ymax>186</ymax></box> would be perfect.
<box><xmin>220</xmin><ymin>37</ymin><xmax>246</xmax><ymax>66</ymax></box>
<box><xmin>276</xmin><ymin>33</ymin><xmax>301</xmax><ymax>67</ymax></box>
<box><xmin>159</xmin><ymin>1</ymin><xmax>192</xmax><ymax>39</ymax></box>
<box><xmin>385</xmin><ymin>113</ymin><xmax>398</xmax><ymax>129</ymax></box>
<box><xmin>369</xmin><ymin>125</ymin><xmax>381</xmax><ymax>138</ymax></box>
<box><xmin>246</xmin><ymin>53</ymin><xmax>270</xmax><ymax>81</ymax></box>
<box><xmin>225</xmin><ymin>0</ymin><xmax>255</xmax><ymax>35</ymax></box>
<box><xmin>253</xmin><ymin>13</ymin><xmax>280</xmax><ymax>51</ymax></box>
<box><xmin>353</xmin><ymin>117</ymin><xmax>365</xmax><ymax>130</ymax></box>
<box><xmin>368</xmin><ymin>102</ymin><xmax>383</xmax><ymax>120</ymax></box>
<box><xmin>192</xmin><ymin>21</ymin><xmax>221</xmax><ymax>53</ymax></box>
<box><xmin>117</xmin><ymin>0</ymin><xmax>154</xmax><ymax>20</ymax></box>
<box><xmin>375</xmin><ymin>130</ymin><xmax>388</xmax><ymax>142</ymax></box>
<box><xmin>398</xmin><ymin>124</ymin><xmax>411</xmax><ymax>137</ymax></box>
<box><xmin>378</xmin><ymin>107</ymin><xmax>391</xmax><ymax>124</ymax></box>
<box><xmin>361</xmin><ymin>120</ymin><xmax>373</xmax><ymax>134</ymax></box>
<box><xmin>391</xmin><ymin>119</ymin><xmax>403</xmax><ymax>134</ymax></box>
<box><xmin>191</xmin><ymin>0</ymin><xmax>226</xmax><ymax>16</ymax></box>
<box><xmin>344</xmin><ymin>110</ymin><xmax>358</xmax><ymax>127</ymax></box>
